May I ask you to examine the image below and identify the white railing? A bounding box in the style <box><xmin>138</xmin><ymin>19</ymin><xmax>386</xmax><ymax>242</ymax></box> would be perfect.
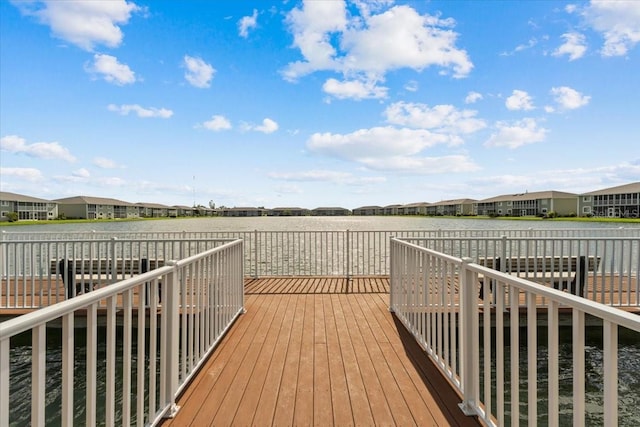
<box><xmin>3</xmin><ymin>233</ymin><xmax>637</xmax><ymax>309</ymax></box>
<box><xmin>390</xmin><ymin>238</ymin><xmax>640</xmax><ymax>426</ymax></box>
<box><xmin>0</xmin><ymin>237</ymin><xmax>232</xmax><ymax>309</ymax></box>
<box><xmin>0</xmin><ymin>239</ymin><xmax>245</xmax><ymax>426</ymax></box>
<box><xmin>3</xmin><ymin>228</ymin><xmax>640</xmax><ymax>279</ymax></box>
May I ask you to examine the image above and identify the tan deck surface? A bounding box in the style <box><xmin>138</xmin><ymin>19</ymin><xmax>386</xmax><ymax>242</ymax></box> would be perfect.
<box><xmin>161</xmin><ymin>277</ymin><xmax>480</xmax><ymax>427</ymax></box>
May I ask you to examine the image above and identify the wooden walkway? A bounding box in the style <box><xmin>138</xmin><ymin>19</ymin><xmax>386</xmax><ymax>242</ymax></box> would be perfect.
<box><xmin>161</xmin><ymin>277</ymin><xmax>480</xmax><ymax>427</ymax></box>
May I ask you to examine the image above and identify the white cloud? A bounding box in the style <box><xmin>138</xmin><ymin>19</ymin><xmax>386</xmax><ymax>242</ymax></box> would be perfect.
<box><xmin>86</xmin><ymin>54</ymin><xmax>136</xmax><ymax>85</ymax></box>
<box><xmin>12</xmin><ymin>0</ymin><xmax>140</xmax><ymax>51</ymax></box>
<box><xmin>72</xmin><ymin>168</ymin><xmax>91</xmax><ymax>178</ymax></box>
<box><xmin>583</xmin><ymin>0</ymin><xmax>640</xmax><ymax>56</ymax></box>
<box><xmin>465</xmin><ymin>91</ymin><xmax>483</xmax><ymax>104</ymax></box>
<box><xmin>550</xmin><ymin>86</ymin><xmax>591</xmax><ymax>110</ymax></box>
<box><xmin>269</xmin><ymin>170</ymin><xmax>386</xmax><ymax>185</ymax></box>
<box><xmin>356</xmin><ymin>154</ymin><xmax>480</xmax><ymax>173</ymax></box>
<box><xmin>107</xmin><ymin>104</ymin><xmax>173</xmax><ymax>118</ymax></box>
<box><xmin>505</xmin><ymin>90</ymin><xmax>535</xmax><ymax>111</ymax></box>
<box><xmin>1</xmin><ymin>135</ymin><xmax>76</xmax><ymax>162</ymax></box>
<box><xmin>183</xmin><ymin>55</ymin><xmax>215</xmax><ymax>88</ymax></box>
<box><xmin>93</xmin><ymin>157</ymin><xmax>121</xmax><ymax>169</ymax></box>
<box><xmin>322</xmin><ymin>78</ymin><xmax>388</xmax><ymax>100</ymax></box>
<box><xmin>201</xmin><ymin>115</ymin><xmax>232</xmax><ymax>131</ymax></box>
<box><xmin>0</xmin><ymin>167</ymin><xmax>43</xmax><ymax>181</ymax></box>
<box><xmin>553</xmin><ymin>32</ymin><xmax>587</xmax><ymax>61</ymax></box>
<box><xmin>283</xmin><ymin>2</ymin><xmax>472</xmax><ymax>99</ymax></box>
<box><xmin>238</xmin><ymin>9</ymin><xmax>258</xmax><ymax>38</ymax></box>
<box><xmin>404</xmin><ymin>80</ymin><xmax>419</xmax><ymax>92</ymax></box>
<box><xmin>254</xmin><ymin>118</ymin><xmax>279</xmax><ymax>134</ymax></box>
<box><xmin>484</xmin><ymin>118</ymin><xmax>548</xmax><ymax>149</ymax></box>
<box><xmin>384</xmin><ymin>102</ymin><xmax>486</xmax><ymax>136</ymax></box>
<box><xmin>306</xmin><ymin>126</ymin><xmax>463</xmax><ymax>172</ymax></box>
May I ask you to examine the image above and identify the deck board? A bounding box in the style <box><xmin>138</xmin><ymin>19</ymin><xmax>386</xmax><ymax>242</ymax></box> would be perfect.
<box><xmin>161</xmin><ymin>278</ymin><xmax>480</xmax><ymax>427</ymax></box>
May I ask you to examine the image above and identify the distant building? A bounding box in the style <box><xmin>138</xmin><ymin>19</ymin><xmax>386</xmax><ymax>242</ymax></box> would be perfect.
<box><xmin>428</xmin><ymin>199</ymin><xmax>476</xmax><ymax>216</ymax></box>
<box><xmin>0</xmin><ymin>191</ymin><xmax>58</xmax><ymax>221</ymax></box>
<box><xmin>269</xmin><ymin>207</ymin><xmax>310</xmax><ymax>216</ymax></box>
<box><xmin>352</xmin><ymin>206</ymin><xmax>383</xmax><ymax>216</ymax></box>
<box><xmin>383</xmin><ymin>204</ymin><xmax>402</xmax><ymax>215</ymax></box>
<box><xmin>55</xmin><ymin>196</ymin><xmax>137</xmax><ymax>219</ymax></box>
<box><xmin>173</xmin><ymin>205</ymin><xmax>195</xmax><ymax>217</ymax></box>
<box><xmin>136</xmin><ymin>202</ymin><xmax>173</xmax><ymax>218</ymax></box>
<box><xmin>579</xmin><ymin>182</ymin><xmax>640</xmax><ymax>218</ymax></box>
<box><xmin>397</xmin><ymin>202</ymin><xmax>430</xmax><ymax>215</ymax></box>
<box><xmin>220</xmin><ymin>207</ymin><xmax>265</xmax><ymax>217</ymax></box>
<box><xmin>311</xmin><ymin>207</ymin><xmax>351</xmax><ymax>216</ymax></box>
<box><xmin>475</xmin><ymin>191</ymin><xmax>578</xmax><ymax>217</ymax></box>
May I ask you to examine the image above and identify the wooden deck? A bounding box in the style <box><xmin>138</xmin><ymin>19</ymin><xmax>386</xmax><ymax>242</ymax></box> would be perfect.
<box><xmin>161</xmin><ymin>277</ymin><xmax>480</xmax><ymax>427</ymax></box>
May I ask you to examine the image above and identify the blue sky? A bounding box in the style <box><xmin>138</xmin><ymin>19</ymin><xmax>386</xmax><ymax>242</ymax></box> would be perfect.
<box><xmin>1</xmin><ymin>0</ymin><xmax>639</xmax><ymax>209</ymax></box>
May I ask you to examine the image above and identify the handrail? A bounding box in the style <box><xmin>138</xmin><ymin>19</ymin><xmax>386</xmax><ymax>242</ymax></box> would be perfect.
<box><xmin>0</xmin><ymin>239</ymin><xmax>245</xmax><ymax>426</ymax></box>
<box><xmin>389</xmin><ymin>237</ymin><xmax>640</xmax><ymax>427</ymax></box>
<box><xmin>3</xmin><ymin>232</ymin><xmax>636</xmax><ymax>308</ymax></box>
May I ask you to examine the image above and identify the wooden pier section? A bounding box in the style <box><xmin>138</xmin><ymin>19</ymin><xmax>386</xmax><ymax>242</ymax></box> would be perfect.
<box><xmin>161</xmin><ymin>277</ymin><xmax>480</xmax><ymax>427</ymax></box>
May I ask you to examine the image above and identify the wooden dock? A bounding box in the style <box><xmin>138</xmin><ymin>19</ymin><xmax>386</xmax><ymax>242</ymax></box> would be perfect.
<box><xmin>161</xmin><ymin>277</ymin><xmax>479</xmax><ymax>427</ymax></box>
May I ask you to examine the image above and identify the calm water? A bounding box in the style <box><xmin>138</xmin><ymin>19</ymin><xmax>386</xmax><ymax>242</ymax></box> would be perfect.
<box><xmin>5</xmin><ymin>215</ymin><xmax>640</xmax><ymax>234</ymax></box>
<box><xmin>4</xmin><ymin>217</ymin><xmax>640</xmax><ymax>425</ymax></box>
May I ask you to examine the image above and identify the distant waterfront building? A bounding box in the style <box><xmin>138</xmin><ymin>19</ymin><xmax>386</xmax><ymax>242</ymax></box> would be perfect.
<box><xmin>311</xmin><ymin>207</ymin><xmax>351</xmax><ymax>216</ymax></box>
<box><xmin>579</xmin><ymin>182</ymin><xmax>640</xmax><ymax>218</ymax></box>
<box><xmin>55</xmin><ymin>196</ymin><xmax>137</xmax><ymax>219</ymax></box>
<box><xmin>173</xmin><ymin>205</ymin><xmax>195</xmax><ymax>217</ymax></box>
<box><xmin>352</xmin><ymin>206</ymin><xmax>383</xmax><ymax>216</ymax></box>
<box><xmin>383</xmin><ymin>204</ymin><xmax>402</xmax><ymax>215</ymax></box>
<box><xmin>397</xmin><ymin>202</ymin><xmax>430</xmax><ymax>215</ymax></box>
<box><xmin>135</xmin><ymin>202</ymin><xmax>174</xmax><ymax>218</ymax></box>
<box><xmin>269</xmin><ymin>207</ymin><xmax>310</xmax><ymax>216</ymax></box>
<box><xmin>219</xmin><ymin>207</ymin><xmax>265</xmax><ymax>217</ymax></box>
<box><xmin>428</xmin><ymin>199</ymin><xmax>477</xmax><ymax>216</ymax></box>
<box><xmin>0</xmin><ymin>191</ymin><xmax>58</xmax><ymax>221</ymax></box>
<box><xmin>474</xmin><ymin>191</ymin><xmax>578</xmax><ymax>217</ymax></box>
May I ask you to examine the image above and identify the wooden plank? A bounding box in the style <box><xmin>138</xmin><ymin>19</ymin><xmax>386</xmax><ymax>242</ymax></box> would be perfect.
<box><xmin>251</xmin><ymin>293</ymin><xmax>300</xmax><ymax>424</ymax></box>
<box><xmin>347</xmin><ymin>293</ymin><xmax>416</xmax><ymax>426</ymax></box>
<box><xmin>313</xmin><ymin>294</ymin><xmax>332</xmax><ymax>426</ymax></box>
<box><xmin>338</xmin><ymin>294</ymin><xmax>395</xmax><ymax>425</ymax></box>
<box><xmin>330</xmin><ymin>293</ymin><xmax>376</xmax><ymax>425</ymax></box>
<box><xmin>323</xmin><ymin>294</ymin><xmax>354</xmax><ymax>426</ymax></box>
<box><xmin>293</xmin><ymin>295</ymin><xmax>315</xmax><ymax>426</ymax></box>
<box><xmin>231</xmin><ymin>294</ymin><xmax>291</xmax><ymax>425</ymax></box>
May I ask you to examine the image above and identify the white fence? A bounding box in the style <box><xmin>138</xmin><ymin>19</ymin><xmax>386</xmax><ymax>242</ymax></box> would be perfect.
<box><xmin>390</xmin><ymin>238</ymin><xmax>640</xmax><ymax>426</ymax></box>
<box><xmin>2</xmin><ymin>228</ymin><xmax>640</xmax><ymax>278</ymax></box>
<box><xmin>2</xmin><ymin>231</ymin><xmax>638</xmax><ymax>309</ymax></box>
<box><xmin>0</xmin><ymin>239</ymin><xmax>245</xmax><ymax>426</ymax></box>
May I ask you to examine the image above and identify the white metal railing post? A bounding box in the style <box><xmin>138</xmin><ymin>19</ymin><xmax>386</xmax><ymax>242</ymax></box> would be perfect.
<box><xmin>458</xmin><ymin>257</ymin><xmax>479</xmax><ymax>416</ymax></box>
<box><xmin>603</xmin><ymin>320</ymin><xmax>618</xmax><ymax>427</ymax></box>
<box><xmin>501</xmin><ymin>235</ymin><xmax>507</xmax><ymax>270</ymax></box>
<box><xmin>0</xmin><ymin>338</ymin><xmax>9</xmax><ymax>426</ymax></box>
<box><xmin>163</xmin><ymin>260</ymin><xmax>180</xmax><ymax>418</ymax></box>
<box><xmin>389</xmin><ymin>238</ymin><xmax>396</xmax><ymax>312</ymax></box>
<box><xmin>346</xmin><ymin>229</ymin><xmax>351</xmax><ymax>280</ymax></box>
<box><xmin>109</xmin><ymin>237</ymin><xmax>117</xmax><ymax>283</ymax></box>
<box><xmin>253</xmin><ymin>230</ymin><xmax>258</xmax><ymax>279</ymax></box>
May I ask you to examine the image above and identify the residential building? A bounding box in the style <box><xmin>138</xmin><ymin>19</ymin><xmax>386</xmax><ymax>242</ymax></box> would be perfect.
<box><xmin>428</xmin><ymin>199</ymin><xmax>476</xmax><ymax>216</ymax></box>
<box><xmin>352</xmin><ymin>206</ymin><xmax>383</xmax><ymax>216</ymax></box>
<box><xmin>0</xmin><ymin>191</ymin><xmax>58</xmax><ymax>221</ymax></box>
<box><xmin>382</xmin><ymin>204</ymin><xmax>402</xmax><ymax>215</ymax></box>
<box><xmin>474</xmin><ymin>191</ymin><xmax>578</xmax><ymax>217</ymax></box>
<box><xmin>579</xmin><ymin>182</ymin><xmax>640</xmax><ymax>218</ymax></box>
<box><xmin>397</xmin><ymin>202</ymin><xmax>430</xmax><ymax>215</ymax></box>
<box><xmin>55</xmin><ymin>196</ymin><xmax>137</xmax><ymax>219</ymax></box>
<box><xmin>311</xmin><ymin>207</ymin><xmax>351</xmax><ymax>216</ymax></box>
<box><xmin>219</xmin><ymin>207</ymin><xmax>265</xmax><ymax>217</ymax></box>
<box><xmin>268</xmin><ymin>207</ymin><xmax>310</xmax><ymax>216</ymax></box>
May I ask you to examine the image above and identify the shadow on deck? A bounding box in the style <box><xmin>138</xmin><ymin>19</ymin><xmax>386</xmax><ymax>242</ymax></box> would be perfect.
<box><xmin>160</xmin><ymin>277</ymin><xmax>480</xmax><ymax>427</ymax></box>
